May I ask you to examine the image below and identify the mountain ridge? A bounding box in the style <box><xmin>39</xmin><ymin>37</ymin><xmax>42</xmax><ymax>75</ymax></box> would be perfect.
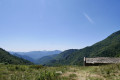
<box><xmin>9</xmin><ymin>50</ymin><xmax>62</xmax><ymax>64</ymax></box>
<box><xmin>46</xmin><ymin>30</ymin><xmax>120</xmax><ymax>66</ymax></box>
<box><xmin>0</xmin><ymin>48</ymin><xmax>33</xmax><ymax>65</ymax></box>
<box><xmin>9</xmin><ymin>50</ymin><xmax>62</xmax><ymax>60</ymax></box>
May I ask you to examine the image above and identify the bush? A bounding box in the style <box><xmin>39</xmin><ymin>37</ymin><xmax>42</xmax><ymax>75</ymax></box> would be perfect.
<box><xmin>29</xmin><ymin>65</ymin><xmax>44</xmax><ymax>69</ymax></box>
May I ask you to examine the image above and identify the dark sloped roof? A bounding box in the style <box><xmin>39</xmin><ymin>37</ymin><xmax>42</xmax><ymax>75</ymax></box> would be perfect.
<box><xmin>85</xmin><ymin>57</ymin><xmax>120</xmax><ymax>64</ymax></box>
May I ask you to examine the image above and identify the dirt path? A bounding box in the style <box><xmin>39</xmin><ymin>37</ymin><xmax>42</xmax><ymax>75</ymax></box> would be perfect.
<box><xmin>61</xmin><ymin>67</ymin><xmax>104</xmax><ymax>80</ymax></box>
<box><xmin>61</xmin><ymin>67</ymin><xmax>87</xmax><ymax>80</ymax></box>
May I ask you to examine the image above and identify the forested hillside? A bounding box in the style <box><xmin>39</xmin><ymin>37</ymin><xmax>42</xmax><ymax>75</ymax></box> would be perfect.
<box><xmin>36</xmin><ymin>54</ymin><xmax>58</xmax><ymax>65</ymax></box>
<box><xmin>0</xmin><ymin>48</ymin><xmax>33</xmax><ymax>65</ymax></box>
<box><xmin>13</xmin><ymin>53</ymin><xmax>35</xmax><ymax>63</ymax></box>
<box><xmin>47</xmin><ymin>30</ymin><xmax>120</xmax><ymax>66</ymax></box>
<box><xmin>37</xmin><ymin>49</ymin><xmax>78</xmax><ymax>65</ymax></box>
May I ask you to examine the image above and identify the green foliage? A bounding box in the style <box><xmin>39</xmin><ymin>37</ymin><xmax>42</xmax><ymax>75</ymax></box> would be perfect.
<box><xmin>29</xmin><ymin>65</ymin><xmax>44</xmax><ymax>69</ymax></box>
<box><xmin>46</xmin><ymin>49</ymin><xmax>78</xmax><ymax>66</ymax></box>
<box><xmin>0</xmin><ymin>64</ymin><xmax>120</xmax><ymax>80</ymax></box>
<box><xmin>0</xmin><ymin>48</ymin><xmax>33</xmax><ymax>65</ymax></box>
<box><xmin>69</xmin><ymin>74</ymin><xmax>77</xmax><ymax>78</ymax></box>
<box><xmin>0</xmin><ymin>64</ymin><xmax>70</xmax><ymax>80</ymax></box>
<box><xmin>88</xmin><ymin>64</ymin><xmax>120</xmax><ymax>80</ymax></box>
<box><xmin>36</xmin><ymin>54</ymin><xmax>58</xmax><ymax>65</ymax></box>
<box><xmin>47</xmin><ymin>30</ymin><xmax>120</xmax><ymax>66</ymax></box>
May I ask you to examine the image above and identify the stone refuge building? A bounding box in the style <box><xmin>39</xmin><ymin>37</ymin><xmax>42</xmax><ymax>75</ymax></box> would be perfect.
<box><xmin>84</xmin><ymin>57</ymin><xmax>120</xmax><ymax>66</ymax></box>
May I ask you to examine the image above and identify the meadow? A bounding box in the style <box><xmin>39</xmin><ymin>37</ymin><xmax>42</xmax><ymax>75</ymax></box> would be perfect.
<box><xmin>0</xmin><ymin>64</ymin><xmax>120</xmax><ymax>80</ymax></box>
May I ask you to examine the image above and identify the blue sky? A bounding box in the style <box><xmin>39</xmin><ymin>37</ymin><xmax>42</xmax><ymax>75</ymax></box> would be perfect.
<box><xmin>0</xmin><ymin>0</ymin><xmax>120</xmax><ymax>52</ymax></box>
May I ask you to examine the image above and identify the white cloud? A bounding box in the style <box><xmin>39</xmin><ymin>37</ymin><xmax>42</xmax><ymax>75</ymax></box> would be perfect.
<box><xmin>83</xmin><ymin>13</ymin><xmax>94</xmax><ymax>24</ymax></box>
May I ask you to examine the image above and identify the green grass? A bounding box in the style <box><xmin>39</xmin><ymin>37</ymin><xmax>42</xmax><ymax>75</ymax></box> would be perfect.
<box><xmin>86</xmin><ymin>64</ymin><xmax>120</xmax><ymax>80</ymax></box>
<box><xmin>0</xmin><ymin>64</ymin><xmax>70</xmax><ymax>80</ymax></box>
<box><xmin>1</xmin><ymin>64</ymin><xmax>120</xmax><ymax>80</ymax></box>
<box><xmin>69</xmin><ymin>74</ymin><xmax>77</xmax><ymax>78</ymax></box>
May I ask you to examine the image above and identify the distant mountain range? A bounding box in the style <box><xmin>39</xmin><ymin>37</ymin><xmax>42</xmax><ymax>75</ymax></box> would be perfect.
<box><xmin>12</xmin><ymin>53</ymin><xmax>35</xmax><ymax>63</ymax></box>
<box><xmin>9</xmin><ymin>50</ymin><xmax>62</xmax><ymax>64</ymax></box>
<box><xmin>44</xmin><ymin>30</ymin><xmax>120</xmax><ymax>66</ymax></box>
<box><xmin>37</xmin><ymin>49</ymin><xmax>78</xmax><ymax>65</ymax></box>
<box><xmin>35</xmin><ymin>54</ymin><xmax>58</xmax><ymax>65</ymax></box>
<box><xmin>0</xmin><ymin>48</ymin><xmax>33</xmax><ymax>65</ymax></box>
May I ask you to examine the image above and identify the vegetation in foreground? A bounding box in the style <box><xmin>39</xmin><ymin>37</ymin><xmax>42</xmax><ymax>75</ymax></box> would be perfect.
<box><xmin>0</xmin><ymin>64</ymin><xmax>120</xmax><ymax>80</ymax></box>
<box><xmin>0</xmin><ymin>64</ymin><xmax>70</xmax><ymax>80</ymax></box>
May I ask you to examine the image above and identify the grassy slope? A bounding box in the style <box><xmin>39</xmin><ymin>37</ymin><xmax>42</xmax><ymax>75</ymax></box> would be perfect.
<box><xmin>0</xmin><ymin>48</ymin><xmax>33</xmax><ymax>65</ymax></box>
<box><xmin>0</xmin><ymin>64</ymin><xmax>120</xmax><ymax>80</ymax></box>
<box><xmin>47</xmin><ymin>30</ymin><xmax>120</xmax><ymax>66</ymax></box>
